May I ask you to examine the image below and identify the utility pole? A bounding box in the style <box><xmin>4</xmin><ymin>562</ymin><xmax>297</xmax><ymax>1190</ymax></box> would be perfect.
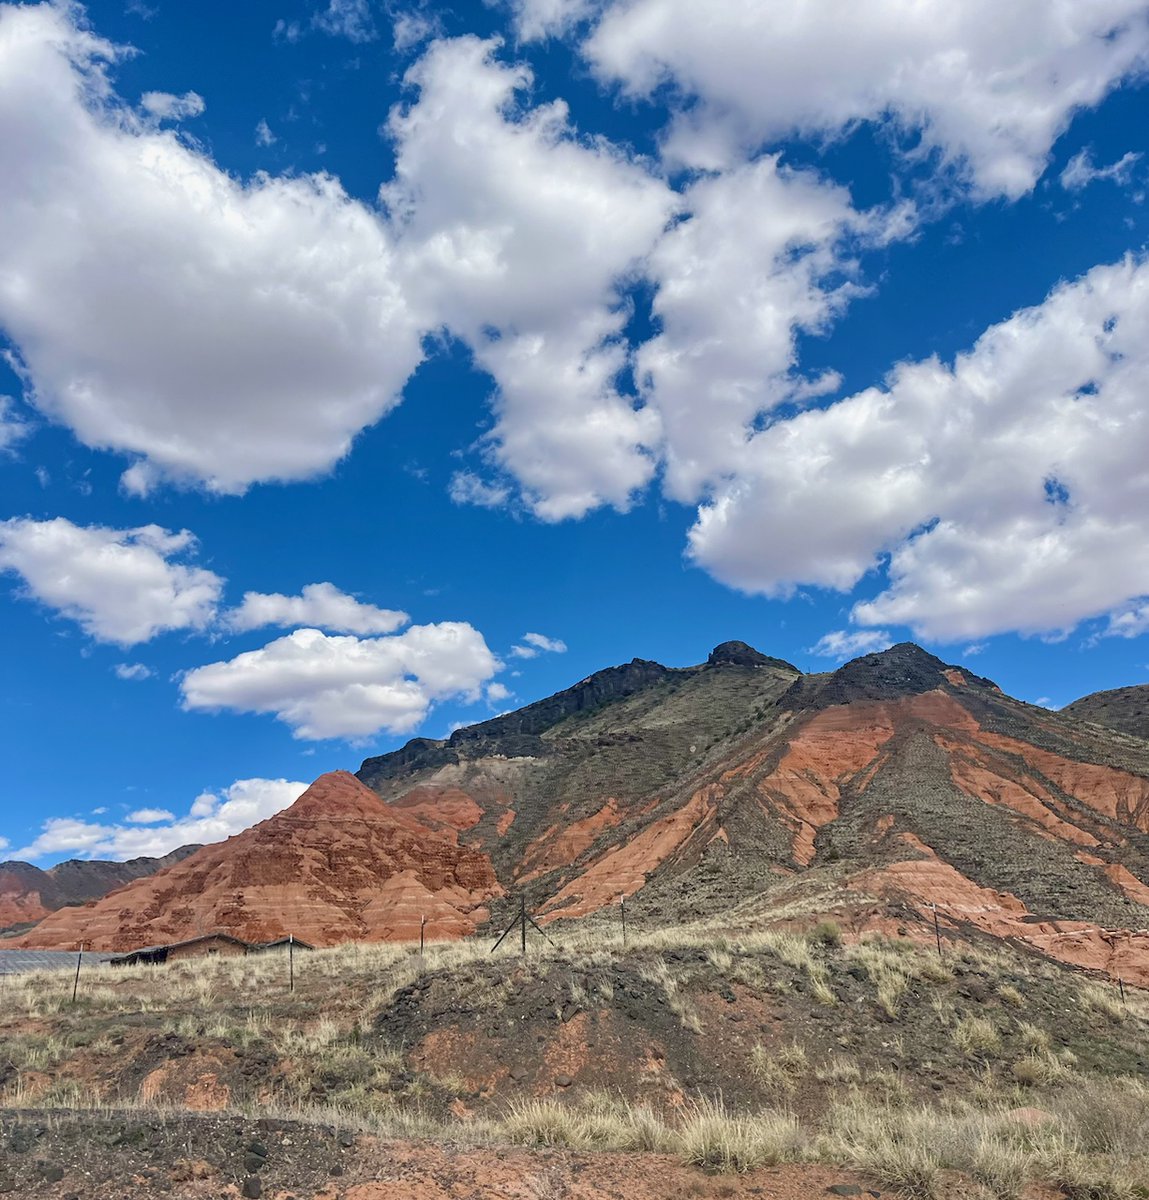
<box><xmin>288</xmin><ymin>933</ymin><xmax>294</xmax><ymax>993</ymax></box>
<box><xmin>490</xmin><ymin>895</ymin><xmax>555</xmax><ymax>956</ymax></box>
<box><xmin>620</xmin><ymin>893</ymin><xmax>627</xmax><ymax>948</ymax></box>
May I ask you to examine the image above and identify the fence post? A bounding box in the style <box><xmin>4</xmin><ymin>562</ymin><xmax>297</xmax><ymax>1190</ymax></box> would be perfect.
<box><xmin>620</xmin><ymin>893</ymin><xmax>627</xmax><ymax>948</ymax></box>
<box><xmin>289</xmin><ymin>933</ymin><xmax>294</xmax><ymax>993</ymax></box>
<box><xmin>71</xmin><ymin>942</ymin><xmax>86</xmax><ymax>1004</ymax></box>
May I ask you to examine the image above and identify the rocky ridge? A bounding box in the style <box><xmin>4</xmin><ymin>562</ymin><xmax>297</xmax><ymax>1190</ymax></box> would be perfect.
<box><xmin>0</xmin><ymin>846</ymin><xmax>199</xmax><ymax>933</ymax></box>
<box><xmin>1063</xmin><ymin>682</ymin><xmax>1149</xmax><ymax>742</ymax></box>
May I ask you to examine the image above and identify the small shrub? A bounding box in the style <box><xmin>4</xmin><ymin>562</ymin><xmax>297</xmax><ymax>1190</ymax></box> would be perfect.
<box><xmin>953</xmin><ymin>1016</ymin><xmax>1001</xmax><ymax>1058</ymax></box>
<box><xmin>677</xmin><ymin>1099</ymin><xmax>803</xmax><ymax>1173</ymax></box>
<box><xmin>504</xmin><ymin>1099</ymin><xmax>591</xmax><ymax>1148</ymax></box>
<box><xmin>1015</xmin><ymin>1022</ymin><xmax>1051</xmax><ymax>1053</ymax></box>
<box><xmin>1080</xmin><ymin>984</ymin><xmax>1126</xmax><ymax>1024</ymax></box>
<box><xmin>750</xmin><ymin>1041</ymin><xmax>806</xmax><ymax>1093</ymax></box>
<box><xmin>1011</xmin><ymin>1052</ymin><xmax>1067</xmax><ymax>1088</ymax></box>
<box><xmin>810</xmin><ymin>920</ymin><xmax>843</xmax><ymax>947</ymax></box>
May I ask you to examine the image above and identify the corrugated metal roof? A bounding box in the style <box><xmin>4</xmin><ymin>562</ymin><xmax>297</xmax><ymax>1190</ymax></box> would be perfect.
<box><xmin>0</xmin><ymin>950</ymin><xmax>115</xmax><ymax>976</ymax></box>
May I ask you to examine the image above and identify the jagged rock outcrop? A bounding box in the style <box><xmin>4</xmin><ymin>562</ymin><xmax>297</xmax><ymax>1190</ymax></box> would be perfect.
<box><xmin>707</xmin><ymin>640</ymin><xmax>797</xmax><ymax>671</ymax></box>
<box><xmin>359</xmin><ymin>658</ymin><xmax>674</xmax><ymax>784</ymax></box>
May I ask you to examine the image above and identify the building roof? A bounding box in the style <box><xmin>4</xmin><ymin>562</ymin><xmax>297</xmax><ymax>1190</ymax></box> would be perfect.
<box><xmin>108</xmin><ymin>932</ymin><xmax>315</xmax><ymax>963</ymax></box>
<box><xmin>0</xmin><ymin>949</ymin><xmax>115</xmax><ymax>976</ymax></box>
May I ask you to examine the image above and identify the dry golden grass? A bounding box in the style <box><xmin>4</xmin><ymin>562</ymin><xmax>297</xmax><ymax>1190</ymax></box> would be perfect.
<box><xmin>951</xmin><ymin>1015</ymin><xmax>1001</xmax><ymax>1058</ymax></box>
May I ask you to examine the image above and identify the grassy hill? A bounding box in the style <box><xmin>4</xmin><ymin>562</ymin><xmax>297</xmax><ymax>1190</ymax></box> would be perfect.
<box><xmin>2</xmin><ymin>911</ymin><xmax>1147</xmax><ymax>1198</ymax></box>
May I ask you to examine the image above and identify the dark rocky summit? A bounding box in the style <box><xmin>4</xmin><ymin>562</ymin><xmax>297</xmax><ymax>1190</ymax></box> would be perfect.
<box><xmin>707</xmin><ymin>640</ymin><xmax>798</xmax><ymax>671</ymax></box>
<box><xmin>1063</xmin><ymin>683</ymin><xmax>1149</xmax><ymax>741</ymax></box>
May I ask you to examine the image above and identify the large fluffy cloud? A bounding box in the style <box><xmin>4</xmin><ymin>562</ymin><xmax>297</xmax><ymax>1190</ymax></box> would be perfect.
<box><xmin>586</xmin><ymin>0</ymin><xmax>1149</xmax><ymax>198</ymax></box>
<box><xmin>225</xmin><ymin>582</ymin><xmax>409</xmax><ymax>636</ymax></box>
<box><xmin>13</xmin><ymin>777</ymin><xmax>309</xmax><ymax>861</ymax></box>
<box><xmin>641</xmin><ymin>157</ymin><xmax>911</xmax><ymax>502</ymax></box>
<box><xmin>0</xmin><ymin>517</ymin><xmax>222</xmax><ymax>645</ymax></box>
<box><xmin>384</xmin><ymin>35</ymin><xmax>675</xmax><ymax>519</ymax></box>
<box><xmin>689</xmin><ymin>256</ymin><xmax>1149</xmax><ymax>642</ymax></box>
<box><xmin>0</xmin><ymin>3</ymin><xmax>423</xmax><ymax>494</ymax></box>
<box><xmin>180</xmin><ymin>623</ymin><xmax>501</xmax><ymax>739</ymax></box>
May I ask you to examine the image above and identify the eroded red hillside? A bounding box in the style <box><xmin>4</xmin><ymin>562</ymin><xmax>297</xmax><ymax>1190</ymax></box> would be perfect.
<box><xmin>18</xmin><ymin>772</ymin><xmax>501</xmax><ymax>951</ymax></box>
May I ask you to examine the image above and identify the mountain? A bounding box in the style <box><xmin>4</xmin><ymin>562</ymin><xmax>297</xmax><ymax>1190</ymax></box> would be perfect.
<box><xmin>14</xmin><ymin>771</ymin><xmax>500</xmax><ymax>951</ymax></box>
<box><xmin>1063</xmin><ymin>683</ymin><xmax>1149</xmax><ymax>742</ymax></box>
<box><xmin>0</xmin><ymin>846</ymin><xmax>200</xmax><ymax>934</ymax></box>
<box><xmin>18</xmin><ymin>641</ymin><xmax>1149</xmax><ymax>984</ymax></box>
<box><xmin>360</xmin><ymin>640</ymin><xmax>1149</xmax><ymax>983</ymax></box>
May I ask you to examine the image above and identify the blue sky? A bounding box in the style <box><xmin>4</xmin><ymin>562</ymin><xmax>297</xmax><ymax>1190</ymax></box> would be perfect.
<box><xmin>3</xmin><ymin>0</ymin><xmax>1149</xmax><ymax>864</ymax></box>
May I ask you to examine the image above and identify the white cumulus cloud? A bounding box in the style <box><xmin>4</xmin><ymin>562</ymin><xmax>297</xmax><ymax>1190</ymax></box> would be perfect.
<box><xmin>13</xmin><ymin>777</ymin><xmax>309</xmax><ymax>861</ymax></box>
<box><xmin>510</xmin><ymin>631</ymin><xmax>568</xmax><ymax>658</ymax></box>
<box><xmin>0</xmin><ymin>517</ymin><xmax>223</xmax><ymax>646</ymax></box>
<box><xmin>0</xmin><ymin>3</ymin><xmax>423</xmax><ymax>494</ymax></box>
<box><xmin>125</xmin><ymin>807</ymin><xmax>174</xmax><ymax>824</ymax></box>
<box><xmin>688</xmin><ymin>255</ymin><xmax>1149</xmax><ymax>643</ymax></box>
<box><xmin>585</xmin><ymin>0</ymin><xmax>1149</xmax><ymax>197</ymax></box>
<box><xmin>510</xmin><ymin>0</ymin><xmax>598</xmax><ymax>41</ymax></box>
<box><xmin>808</xmin><ymin>630</ymin><xmax>893</xmax><ymax>660</ymax></box>
<box><xmin>139</xmin><ymin>89</ymin><xmax>204</xmax><ymax>121</ymax></box>
<box><xmin>225</xmin><ymin>582</ymin><xmax>409</xmax><ymax>636</ymax></box>
<box><xmin>383</xmin><ymin>35</ymin><xmax>676</xmax><ymax>520</ymax></box>
<box><xmin>180</xmin><ymin>623</ymin><xmax>501</xmax><ymax>739</ymax></box>
<box><xmin>642</xmin><ymin>156</ymin><xmax>912</xmax><ymax>502</ymax></box>
<box><xmin>1060</xmin><ymin>148</ymin><xmax>1142</xmax><ymax>191</ymax></box>
<box><xmin>114</xmin><ymin>662</ymin><xmax>153</xmax><ymax>681</ymax></box>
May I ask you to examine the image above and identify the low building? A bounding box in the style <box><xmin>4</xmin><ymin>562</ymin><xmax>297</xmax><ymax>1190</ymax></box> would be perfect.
<box><xmin>109</xmin><ymin>933</ymin><xmax>314</xmax><ymax>966</ymax></box>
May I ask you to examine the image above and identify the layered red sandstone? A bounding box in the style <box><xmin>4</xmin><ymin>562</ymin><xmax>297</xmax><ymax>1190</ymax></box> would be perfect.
<box><xmin>17</xmin><ymin>772</ymin><xmax>501</xmax><ymax>951</ymax></box>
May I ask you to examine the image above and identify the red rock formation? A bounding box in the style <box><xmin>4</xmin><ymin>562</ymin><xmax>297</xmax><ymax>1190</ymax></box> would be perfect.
<box><xmin>0</xmin><ymin>848</ymin><xmax>200</xmax><ymax>932</ymax></box>
<box><xmin>17</xmin><ymin>772</ymin><xmax>501</xmax><ymax>951</ymax></box>
<box><xmin>0</xmin><ymin>867</ymin><xmax>50</xmax><ymax>928</ymax></box>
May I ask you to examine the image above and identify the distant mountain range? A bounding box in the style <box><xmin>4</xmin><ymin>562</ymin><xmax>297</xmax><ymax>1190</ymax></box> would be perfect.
<box><xmin>0</xmin><ymin>846</ymin><xmax>199</xmax><ymax>934</ymax></box>
<box><xmin>13</xmin><ymin>642</ymin><xmax>1149</xmax><ymax>983</ymax></box>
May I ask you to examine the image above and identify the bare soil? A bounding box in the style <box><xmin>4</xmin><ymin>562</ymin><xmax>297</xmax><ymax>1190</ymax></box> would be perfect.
<box><xmin>0</xmin><ymin>1109</ymin><xmax>1059</xmax><ymax>1199</ymax></box>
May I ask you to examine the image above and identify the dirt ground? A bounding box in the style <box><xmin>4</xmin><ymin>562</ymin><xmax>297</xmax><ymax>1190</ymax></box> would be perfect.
<box><xmin>0</xmin><ymin>1109</ymin><xmax>1070</xmax><ymax>1200</ymax></box>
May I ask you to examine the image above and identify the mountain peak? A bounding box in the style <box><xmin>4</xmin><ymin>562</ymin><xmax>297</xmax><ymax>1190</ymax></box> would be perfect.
<box><xmin>287</xmin><ymin>770</ymin><xmax>386</xmax><ymax>818</ymax></box>
<box><xmin>787</xmin><ymin>641</ymin><xmax>998</xmax><ymax>710</ymax></box>
<box><xmin>707</xmin><ymin>641</ymin><xmax>798</xmax><ymax>672</ymax></box>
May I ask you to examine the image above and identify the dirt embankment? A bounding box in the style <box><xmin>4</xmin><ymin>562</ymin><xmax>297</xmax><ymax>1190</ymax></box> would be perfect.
<box><xmin>0</xmin><ymin>1109</ymin><xmax>889</xmax><ymax>1200</ymax></box>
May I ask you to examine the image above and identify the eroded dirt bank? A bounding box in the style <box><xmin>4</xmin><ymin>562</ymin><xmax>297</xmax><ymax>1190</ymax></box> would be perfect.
<box><xmin>0</xmin><ymin>1109</ymin><xmax>894</xmax><ymax>1200</ymax></box>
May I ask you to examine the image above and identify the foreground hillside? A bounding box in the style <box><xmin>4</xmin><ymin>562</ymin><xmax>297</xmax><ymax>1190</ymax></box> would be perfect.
<box><xmin>1</xmin><ymin>916</ymin><xmax>1146</xmax><ymax>1198</ymax></box>
<box><xmin>16</xmin><ymin>641</ymin><xmax>1149</xmax><ymax>991</ymax></box>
